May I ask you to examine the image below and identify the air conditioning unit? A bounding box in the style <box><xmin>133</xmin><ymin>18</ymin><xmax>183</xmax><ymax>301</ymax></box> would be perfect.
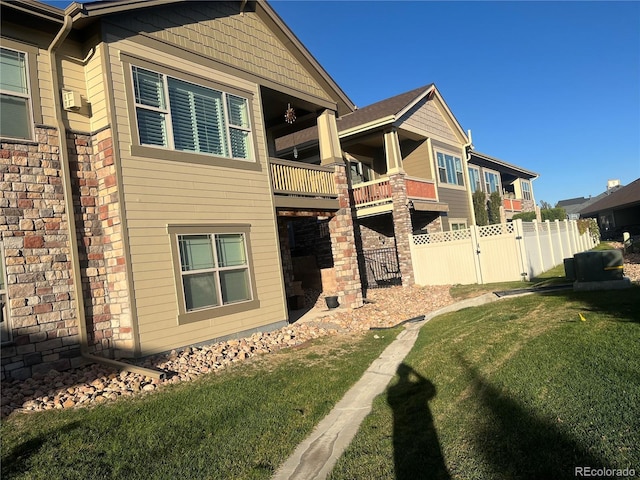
<box><xmin>62</xmin><ymin>90</ymin><xmax>81</xmax><ymax>110</ymax></box>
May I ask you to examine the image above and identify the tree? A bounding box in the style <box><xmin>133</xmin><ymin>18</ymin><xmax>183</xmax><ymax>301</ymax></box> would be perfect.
<box><xmin>472</xmin><ymin>190</ymin><xmax>488</xmax><ymax>226</ymax></box>
<box><xmin>541</xmin><ymin>207</ymin><xmax>567</xmax><ymax>221</ymax></box>
<box><xmin>488</xmin><ymin>191</ymin><xmax>502</xmax><ymax>224</ymax></box>
<box><xmin>539</xmin><ymin>200</ymin><xmax>553</xmax><ymax>210</ymax></box>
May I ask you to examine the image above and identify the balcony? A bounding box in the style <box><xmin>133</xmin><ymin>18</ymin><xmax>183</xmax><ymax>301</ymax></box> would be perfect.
<box><xmin>269</xmin><ymin>158</ymin><xmax>338</xmax><ymax>210</ymax></box>
<box><xmin>503</xmin><ymin>197</ymin><xmax>523</xmax><ymax>212</ymax></box>
<box><xmin>352</xmin><ymin>176</ymin><xmax>445</xmax><ymax>217</ymax></box>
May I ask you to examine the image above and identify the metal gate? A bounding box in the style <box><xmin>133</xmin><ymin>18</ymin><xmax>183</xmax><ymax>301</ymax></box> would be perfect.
<box><xmin>361</xmin><ymin>246</ymin><xmax>402</xmax><ymax>289</ymax></box>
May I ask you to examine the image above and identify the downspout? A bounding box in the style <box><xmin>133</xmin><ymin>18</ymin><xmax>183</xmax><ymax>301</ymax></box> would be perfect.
<box><xmin>48</xmin><ymin>13</ymin><xmax>165</xmax><ymax>379</ymax></box>
<box><xmin>463</xmin><ymin>129</ymin><xmax>477</xmax><ymax>226</ymax></box>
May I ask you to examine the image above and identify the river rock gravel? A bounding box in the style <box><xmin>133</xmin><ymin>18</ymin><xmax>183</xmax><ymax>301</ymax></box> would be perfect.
<box><xmin>1</xmin><ymin>285</ymin><xmax>454</xmax><ymax>418</ymax></box>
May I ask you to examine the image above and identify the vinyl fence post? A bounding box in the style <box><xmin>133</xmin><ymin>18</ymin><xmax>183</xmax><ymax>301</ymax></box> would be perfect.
<box><xmin>514</xmin><ymin>219</ymin><xmax>529</xmax><ymax>281</ymax></box>
<box><xmin>545</xmin><ymin>220</ymin><xmax>556</xmax><ymax>268</ymax></box>
<box><xmin>470</xmin><ymin>224</ymin><xmax>483</xmax><ymax>284</ymax></box>
<box><xmin>555</xmin><ymin>219</ymin><xmax>564</xmax><ymax>264</ymax></box>
<box><xmin>533</xmin><ymin>220</ymin><xmax>544</xmax><ymax>277</ymax></box>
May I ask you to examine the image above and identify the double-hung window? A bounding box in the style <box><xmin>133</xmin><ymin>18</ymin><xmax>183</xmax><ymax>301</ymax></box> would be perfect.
<box><xmin>484</xmin><ymin>171</ymin><xmax>501</xmax><ymax>194</ymax></box>
<box><xmin>0</xmin><ymin>47</ymin><xmax>32</xmax><ymax>140</ymax></box>
<box><xmin>437</xmin><ymin>152</ymin><xmax>464</xmax><ymax>186</ymax></box>
<box><xmin>468</xmin><ymin>166</ymin><xmax>481</xmax><ymax>192</ymax></box>
<box><xmin>178</xmin><ymin>233</ymin><xmax>252</xmax><ymax>312</ymax></box>
<box><xmin>521</xmin><ymin>180</ymin><xmax>532</xmax><ymax>200</ymax></box>
<box><xmin>132</xmin><ymin>66</ymin><xmax>252</xmax><ymax>160</ymax></box>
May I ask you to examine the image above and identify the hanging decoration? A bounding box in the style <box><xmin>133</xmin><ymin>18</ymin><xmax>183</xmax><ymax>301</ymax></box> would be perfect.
<box><xmin>284</xmin><ymin>103</ymin><xmax>298</xmax><ymax>158</ymax></box>
<box><xmin>284</xmin><ymin>103</ymin><xmax>296</xmax><ymax>124</ymax></box>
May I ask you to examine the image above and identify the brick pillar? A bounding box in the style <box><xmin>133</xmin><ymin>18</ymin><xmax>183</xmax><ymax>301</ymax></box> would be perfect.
<box><xmin>389</xmin><ymin>172</ymin><xmax>415</xmax><ymax>286</ymax></box>
<box><xmin>69</xmin><ymin>128</ymin><xmax>134</xmax><ymax>358</ymax></box>
<box><xmin>277</xmin><ymin>218</ymin><xmax>294</xmax><ymax>297</ymax></box>
<box><xmin>329</xmin><ymin>164</ymin><xmax>363</xmax><ymax>309</ymax></box>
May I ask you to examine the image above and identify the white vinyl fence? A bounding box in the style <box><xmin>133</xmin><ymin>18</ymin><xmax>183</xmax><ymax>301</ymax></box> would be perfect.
<box><xmin>410</xmin><ymin>219</ymin><xmax>597</xmax><ymax>286</ymax></box>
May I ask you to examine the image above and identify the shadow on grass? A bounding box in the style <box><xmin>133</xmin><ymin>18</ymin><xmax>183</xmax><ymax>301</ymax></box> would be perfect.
<box><xmin>2</xmin><ymin>420</ymin><xmax>81</xmax><ymax>477</ymax></box>
<box><xmin>387</xmin><ymin>363</ymin><xmax>450</xmax><ymax>480</ymax></box>
<box><xmin>535</xmin><ymin>284</ymin><xmax>640</xmax><ymax>324</ymax></box>
<box><xmin>456</xmin><ymin>354</ymin><xmax>611</xmax><ymax>479</ymax></box>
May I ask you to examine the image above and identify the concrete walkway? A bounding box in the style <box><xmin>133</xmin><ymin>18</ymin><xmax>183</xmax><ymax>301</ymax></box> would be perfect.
<box><xmin>272</xmin><ymin>293</ymin><xmax>500</xmax><ymax>480</ymax></box>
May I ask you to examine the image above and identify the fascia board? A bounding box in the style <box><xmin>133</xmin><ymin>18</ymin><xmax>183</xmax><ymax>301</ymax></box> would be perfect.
<box><xmin>338</xmin><ymin>116</ymin><xmax>396</xmax><ymax>138</ymax></box>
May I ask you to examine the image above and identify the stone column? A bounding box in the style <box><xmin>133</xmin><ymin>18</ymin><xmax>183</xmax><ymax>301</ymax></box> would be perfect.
<box><xmin>328</xmin><ymin>164</ymin><xmax>363</xmax><ymax>309</ymax></box>
<box><xmin>277</xmin><ymin>218</ymin><xmax>294</xmax><ymax>298</ymax></box>
<box><xmin>389</xmin><ymin>172</ymin><xmax>415</xmax><ymax>287</ymax></box>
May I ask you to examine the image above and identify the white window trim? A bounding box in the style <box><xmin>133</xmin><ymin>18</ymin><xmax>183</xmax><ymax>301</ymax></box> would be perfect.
<box><xmin>468</xmin><ymin>166</ymin><xmax>481</xmax><ymax>193</ymax></box>
<box><xmin>169</xmin><ymin>225</ymin><xmax>260</xmax><ymax>325</ymax></box>
<box><xmin>484</xmin><ymin>168</ymin><xmax>501</xmax><ymax>194</ymax></box>
<box><xmin>448</xmin><ymin>218</ymin><xmax>468</xmax><ymax>231</ymax></box>
<box><xmin>521</xmin><ymin>179</ymin><xmax>532</xmax><ymax>200</ymax></box>
<box><xmin>436</xmin><ymin>151</ymin><xmax>464</xmax><ymax>187</ymax></box>
<box><xmin>0</xmin><ymin>46</ymin><xmax>35</xmax><ymax>141</ymax></box>
<box><xmin>131</xmin><ymin>65</ymin><xmax>254</xmax><ymax>162</ymax></box>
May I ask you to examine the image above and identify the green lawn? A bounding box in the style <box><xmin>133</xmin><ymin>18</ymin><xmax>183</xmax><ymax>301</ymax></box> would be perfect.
<box><xmin>1</xmin><ymin>330</ymin><xmax>399</xmax><ymax>480</ymax></box>
<box><xmin>329</xmin><ymin>286</ymin><xmax>640</xmax><ymax>480</ymax></box>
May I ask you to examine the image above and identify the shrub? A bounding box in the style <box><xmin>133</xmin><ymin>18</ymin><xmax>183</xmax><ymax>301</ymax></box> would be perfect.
<box><xmin>541</xmin><ymin>207</ymin><xmax>567</xmax><ymax>221</ymax></box>
<box><xmin>512</xmin><ymin>211</ymin><xmax>537</xmax><ymax>222</ymax></box>
<box><xmin>472</xmin><ymin>190</ymin><xmax>488</xmax><ymax>226</ymax></box>
<box><xmin>488</xmin><ymin>191</ymin><xmax>502</xmax><ymax>224</ymax></box>
<box><xmin>577</xmin><ymin>217</ymin><xmax>600</xmax><ymax>244</ymax></box>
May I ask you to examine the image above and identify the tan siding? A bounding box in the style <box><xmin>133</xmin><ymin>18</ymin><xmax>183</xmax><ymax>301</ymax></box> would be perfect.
<box><xmin>400</xmin><ymin>98</ymin><xmax>459</xmax><ymax>144</ymax></box>
<box><xmin>401</xmin><ymin>140</ymin><xmax>433</xmax><ymax>179</ymax></box>
<box><xmin>57</xmin><ymin>41</ymin><xmax>91</xmax><ymax>132</ymax></box>
<box><xmin>439</xmin><ymin>187</ymin><xmax>472</xmax><ymax>227</ymax></box>
<box><xmin>104</xmin><ymin>2</ymin><xmax>332</xmax><ymax>103</ymax></box>
<box><xmin>108</xmin><ymin>40</ymin><xmax>286</xmax><ymax>355</ymax></box>
<box><xmin>85</xmin><ymin>43</ymin><xmax>109</xmax><ymax>131</ymax></box>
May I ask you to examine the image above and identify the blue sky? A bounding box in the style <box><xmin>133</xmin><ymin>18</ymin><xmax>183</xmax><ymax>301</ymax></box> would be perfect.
<box><xmin>269</xmin><ymin>1</ymin><xmax>640</xmax><ymax>205</ymax></box>
<box><xmin>43</xmin><ymin>1</ymin><xmax>640</xmax><ymax>205</ymax></box>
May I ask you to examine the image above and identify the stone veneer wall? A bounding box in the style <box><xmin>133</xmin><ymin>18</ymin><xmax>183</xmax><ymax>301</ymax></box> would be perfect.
<box><xmin>357</xmin><ymin>215</ymin><xmax>396</xmax><ymax>251</ymax></box>
<box><xmin>290</xmin><ymin>217</ymin><xmax>333</xmax><ymax>268</ymax></box>
<box><xmin>328</xmin><ymin>164</ymin><xmax>363</xmax><ymax>309</ymax></box>
<box><xmin>68</xmin><ymin>128</ymin><xmax>134</xmax><ymax>357</ymax></box>
<box><xmin>0</xmin><ymin>126</ymin><xmax>134</xmax><ymax>380</ymax></box>
<box><xmin>277</xmin><ymin>218</ymin><xmax>294</xmax><ymax>298</ymax></box>
<box><xmin>389</xmin><ymin>173</ymin><xmax>415</xmax><ymax>286</ymax></box>
<box><xmin>1</xmin><ymin>127</ymin><xmax>80</xmax><ymax>380</ymax></box>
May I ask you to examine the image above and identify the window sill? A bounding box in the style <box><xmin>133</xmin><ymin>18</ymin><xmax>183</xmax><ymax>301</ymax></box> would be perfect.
<box><xmin>178</xmin><ymin>299</ymin><xmax>260</xmax><ymax>325</ymax></box>
<box><xmin>438</xmin><ymin>183</ymin><xmax>466</xmax><ymax>191</ymax></box>
<box><xmin>131</xmin><ymin>144</ymin><xmax>262</xmax><ymax>172</ymax></box>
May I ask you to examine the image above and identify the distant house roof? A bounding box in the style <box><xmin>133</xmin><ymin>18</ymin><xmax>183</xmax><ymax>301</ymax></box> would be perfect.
<box><xmin>580</xmin><ymin>178</ymin><xmax>640</xmax><ymax>216</ymax></box>
<box><xmin>468</xmin><ymin>151</ymin><xmax>538</xmax><ymax>180</ymax></box>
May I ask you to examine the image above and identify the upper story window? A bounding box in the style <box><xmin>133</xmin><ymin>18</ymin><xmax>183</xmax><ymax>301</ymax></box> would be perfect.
<box><xmin>468</xmin><ymin>166</ymin><xmax>481</xmax><ymax>192</ymax></box>
<box><xmin>521</xmin><ymin>180</ymin><xmax>532</xmax><ymax>200</ymax></box>
<box><xmin>437</xmin><ymin>152</ymin><xmax>464</xmax><ymax>186</ymax></box>
<box><xmin>484</xmin><ymin>170</ymin><xmax>501</xmax><ymax>194</ymax></box>
<box><xmin>132</xmin><ymin>66</ymin><xmax>252</xmax><ymax>160</ymax></box>
<box><xmin>0</xmin><ymin>47</ymin><xmax>33</xmax><ymax>140</ymax></box>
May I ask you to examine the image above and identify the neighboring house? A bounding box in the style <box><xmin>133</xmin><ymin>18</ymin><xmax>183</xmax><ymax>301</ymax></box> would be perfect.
<box><xmin>579</xmin><ymin>178</ymin><xmax>640</xmax><ymax>239</ymax></box>
<box><xmin>0</xmin><ymin>0</ymin><xmax>364</xmax><ymax>379</ymax></box>
<box><xmin>467</xmin><ymin>151</ymin><xmax>538</xmax><ymax>221</ymax></box>
<box><xmin>277</xmin><ymin>84</ymin><xmax>480</xmax><ymax>287</ymax></box>
<box><xmin>557</xmin><ymin>180</ymin><xmax>624</xmax><ymax>220</ymax></box>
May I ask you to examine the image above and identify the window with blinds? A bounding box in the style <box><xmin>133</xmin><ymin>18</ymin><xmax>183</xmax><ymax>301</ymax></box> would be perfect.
<box><xmin>132</xmin><ymin>66</ymin><xmax>252</xmax><ymax>160</ymax></box>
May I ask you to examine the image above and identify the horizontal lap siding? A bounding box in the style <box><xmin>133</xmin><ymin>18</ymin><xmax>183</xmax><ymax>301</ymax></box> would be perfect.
<box><xmin>108</xmin><ymin>38</ymin><xmax>285</xmax><ymax>355</ymax></box>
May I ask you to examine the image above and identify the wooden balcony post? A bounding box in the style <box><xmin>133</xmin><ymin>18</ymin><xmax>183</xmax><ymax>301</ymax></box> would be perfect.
<box><xmin>383</xmin><ymin>128</ymin><xmax>404</xmax><ymax>174</ymax></box>
<box><xmin>317</xmin><ymin>109</ymin><xmax>343</xmax><ymax>166</ymax></box>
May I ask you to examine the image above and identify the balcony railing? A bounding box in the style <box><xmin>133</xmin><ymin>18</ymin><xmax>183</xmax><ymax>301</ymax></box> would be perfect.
<box><xmin>269</xmin><ymin>158</ymin><xmax>336</xmax><ymax>198</ymax></box>
<box><xmin>503</xmin><ymin>198</ymin><xmax>523</xmax><ymax>212</ymax></box>
<box><xmin>405</xmin><ymin>177</ymin><xmax>437</xmax><ymax>201</ymax></box>
<box><xmin>352</xmin><ymin>178</ymin><xmax>392</xmax><ymax>207</ymax></box>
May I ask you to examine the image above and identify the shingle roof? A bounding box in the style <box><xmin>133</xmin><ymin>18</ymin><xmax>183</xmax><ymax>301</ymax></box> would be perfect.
<box><xmin>275</xmin><ymin>84</ymin><xmax>433</xmax><ymax>152</ymax></box>
<box><xmin>580</xmin><ymin>178</ymin><xmax>640</xmax><ymax>215</ymax></box>
<box><xmin>336</xmin><ymin>84</ymin><xmax>433</xmax><ymax>131</ymax></box>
